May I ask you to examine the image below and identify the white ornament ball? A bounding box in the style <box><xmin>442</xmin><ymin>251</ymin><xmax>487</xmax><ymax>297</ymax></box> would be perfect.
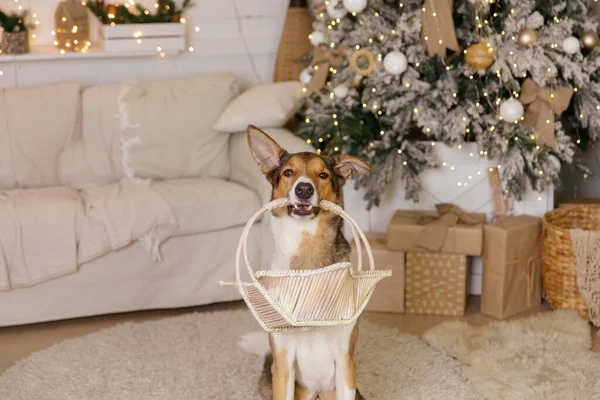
<box><xmin>333</xmin><ymin>85</ymin><xmax>349</xmax><ymax>99</ymax></box>
<box><xmin>326</xmin><ymin>0</ymin><xmax>347</xmax><ymax>18</ymax></box>
<box><xmin>383</xmin><ymin>51</ymin><xmax>408</xmax><ymax>75</ymax></box>
<box><xmin>343</xmin><ymin>0</ymin><xmax>367</xmax><ymax>13</ymax></box>
<box><xmin>309</xmin><ymin>31</ymin><xmax>325</xmax><ymax>46</ymax></box>
<box><xmin>299</xmin><ymin>68</ymin><xmax>312</xmax><ymax>85</ymax></box>
<box><xmin>562</xmin><ymin>36</ymin><xmax>581</xmax><ymax>54</ymax></box>
<box><xmin>499</xmin><ymin>98</ymin><xmax>525</xmax><ymax>122</ymax></box>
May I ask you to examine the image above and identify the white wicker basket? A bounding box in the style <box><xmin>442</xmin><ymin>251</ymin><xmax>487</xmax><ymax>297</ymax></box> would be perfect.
<box><xmin>220</xmin><ymin>198</ymin><xmax>392</xmax><ymax>333</ymax></box>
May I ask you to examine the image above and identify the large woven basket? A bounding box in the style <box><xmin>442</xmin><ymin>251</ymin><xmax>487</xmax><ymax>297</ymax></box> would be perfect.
<box><xmin>273</xmin><ymin>0</ymin><xmax>313</xmax><ymax>82</ymax></box>
<box><xmin>220</xmin><ymin>198</ymin><xmax>392</xmax><ymax>333</ymax></box>
<box><xmin>542</xmin><ymin>204</ymin><xmax>600</xmax><ymax>319</ymax></box>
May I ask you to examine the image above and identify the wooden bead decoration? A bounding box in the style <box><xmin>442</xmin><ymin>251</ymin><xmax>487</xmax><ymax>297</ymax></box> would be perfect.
<box><xmin>350</xmin><ymin>49</ymin><xmax>377</xmax><ymax>76</ymax></box>
<box><xmin>465</xmin><ymin>41</ymin><xmax>495</xmax><ymax>70</ymax></box>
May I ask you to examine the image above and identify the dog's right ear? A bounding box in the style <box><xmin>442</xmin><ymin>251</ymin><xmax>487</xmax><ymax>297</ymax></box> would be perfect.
<box><xmin>247</xmin><ymin>125</ymin><xmax>286</xmax><ymax>175</ymax></box>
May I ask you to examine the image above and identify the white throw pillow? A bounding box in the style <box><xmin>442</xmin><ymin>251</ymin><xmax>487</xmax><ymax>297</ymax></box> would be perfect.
<box><xmin>212</xmin><ymin>81</ymin><xmax>303</xmax><ymax>133</ymax></box>
<box><xmin>116</xmin><ymin>73</ymin><xmax>241</xmax><ymax>181</ymax></box>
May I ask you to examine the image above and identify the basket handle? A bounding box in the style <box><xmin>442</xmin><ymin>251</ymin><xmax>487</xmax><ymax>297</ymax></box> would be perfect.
<box><xmin>319</xmin><ymin>200</ymin><xmax>375</xmax><ymax>272</ymax></box>
<box><xmin>234</xmin><ymin>198</ymin><xmax>375</xmax><ymax>287</ymax></box>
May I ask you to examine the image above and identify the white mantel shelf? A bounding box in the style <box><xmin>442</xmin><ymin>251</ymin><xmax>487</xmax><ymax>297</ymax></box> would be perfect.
<box><xmin>0</xmin><ymin>0</ymin><xmax>286</xmax><ymax>89</ymax></box>
<box><xmin>0</xmin><ymin>45</ymin><xmax>178</xmax><ymax>63</ymax></box>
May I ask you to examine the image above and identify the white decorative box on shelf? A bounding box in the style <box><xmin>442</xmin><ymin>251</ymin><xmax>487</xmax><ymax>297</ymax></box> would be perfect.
<box><xmin>89</xmin><ymin>19</ymin><xmax>186</xmax><ymax>55</ymax></box>
<box><xmin>342</xmin><ymin>142</ymin><xmax>554</xmax><ymax>295</ymax></box>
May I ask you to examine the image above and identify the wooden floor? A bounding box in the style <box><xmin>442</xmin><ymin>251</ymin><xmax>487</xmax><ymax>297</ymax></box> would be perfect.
<box><xmin>1</xmin><ymin>297</ymin><xmax>598</xmax><ymax>374</ymax></box>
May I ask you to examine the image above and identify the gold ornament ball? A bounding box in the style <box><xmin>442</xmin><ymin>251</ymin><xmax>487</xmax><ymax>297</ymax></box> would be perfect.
<box><xmin>465</xmin><ymin>41</ymin><xmax>495</xmax><ymax>70</ymax></box>
<box><xmin>581</xmin><ymin>30</ymin><xmax>600</xmax><ymax>51</ymax></box>
<box><xmin>517</xmin><ymin>28</ymin><xmax>538</xmax><ymax>47</ymax></box>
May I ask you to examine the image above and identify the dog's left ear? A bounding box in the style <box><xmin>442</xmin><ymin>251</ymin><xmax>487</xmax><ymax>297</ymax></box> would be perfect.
<box><xmin>333</xmin><ymin>155</ymin><xmax>374</xmax><ymax>180</ymax></box>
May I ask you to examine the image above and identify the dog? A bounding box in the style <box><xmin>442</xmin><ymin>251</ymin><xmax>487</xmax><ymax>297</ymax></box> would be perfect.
<box><xmin>240</xmin><ymin>125</ymin><xmax>373</xmax><ymax>400</ymax></box>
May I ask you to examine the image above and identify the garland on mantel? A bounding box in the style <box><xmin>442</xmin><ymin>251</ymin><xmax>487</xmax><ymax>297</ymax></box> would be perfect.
<box><xmin>85</xmin><ymin>0</ymin><xmax>193</xmax><ymax>25</ymax></box>
<box><xmin>0</xmin><ymin>9</ymin><xmax>30</xmax><ymax>32</ymax></box>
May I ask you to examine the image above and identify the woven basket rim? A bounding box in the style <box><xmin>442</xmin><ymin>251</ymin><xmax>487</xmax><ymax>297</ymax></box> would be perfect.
<box><xmin>544</xmin><ymin>205</ymin><xmax>600</xmax><ymax>230</ymax></box>
<box><xmin>254</xmin><ymin>262</ymin><xmax>393</xmax><ymax>279</ymax></box>
<box><xmin>254</xmin><ymin>262</ymin><xmax>350</xmax><ymax>278</ymax></box>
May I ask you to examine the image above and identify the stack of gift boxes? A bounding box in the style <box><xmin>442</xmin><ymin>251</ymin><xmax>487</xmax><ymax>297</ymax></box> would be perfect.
<box><xmin>350</xmin><ymin>204</ymin><xmax>543</xmax><ymax>319</ymax></box>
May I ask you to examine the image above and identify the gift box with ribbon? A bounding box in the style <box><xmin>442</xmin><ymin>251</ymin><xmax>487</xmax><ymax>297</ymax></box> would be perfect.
<box><xmin>350</xmin><ymin>233</ymin><xmax>405</xmax><ymax>314</ymax></box>
<box><xmin>405</xmin><ymin>252</ymin><xmax>468</xmax><ymax>316</ymax></box>
<box><xmin>386</xmin><ymin>204</ymin><xmax>486</xmax><ymax>256</ymax></box>
<box><xmin>480</xmin><ymin>215</ymin><xmax>542</xmax><ymax>320</ymax></box>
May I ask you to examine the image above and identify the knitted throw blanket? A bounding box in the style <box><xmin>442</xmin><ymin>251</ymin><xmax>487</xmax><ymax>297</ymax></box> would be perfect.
<box><xmin>571</xmin><ymin>228</ymin><xmax>600</xmax><ymax>327</ymax></box>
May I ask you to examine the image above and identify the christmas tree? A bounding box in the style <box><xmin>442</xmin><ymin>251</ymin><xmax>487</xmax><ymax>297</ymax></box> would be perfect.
<box><xmin>295</xmin><ymin>0</ymin><xmax>600</xmax><ymax>208</ymax></box>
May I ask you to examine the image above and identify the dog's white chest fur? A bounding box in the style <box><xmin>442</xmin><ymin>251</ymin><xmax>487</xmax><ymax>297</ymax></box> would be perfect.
<box><xmin>269</xmin><ymin>215</ymin><xmax>355</xmax><ymax>392</ymax></box>
<box><xmin>270</xmin><ymin>215</ymin><xmax>319</xmax><ymax>271</ymax></box>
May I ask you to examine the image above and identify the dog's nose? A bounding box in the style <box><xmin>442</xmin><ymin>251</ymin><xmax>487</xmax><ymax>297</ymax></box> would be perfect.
<box><xmin>295</xmin><ymin>182</ymin><xmax>314</xmax><ymax>200</ymax></box>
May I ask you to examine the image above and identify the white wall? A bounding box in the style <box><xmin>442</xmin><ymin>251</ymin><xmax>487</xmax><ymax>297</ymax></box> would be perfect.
<box><xmin>0</xmin><ymin>0</ymin><xmax>288</xmax><ymax>88</ymax></box>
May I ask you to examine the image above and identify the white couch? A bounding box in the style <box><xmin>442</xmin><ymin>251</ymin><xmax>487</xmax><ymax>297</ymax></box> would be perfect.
<box><xmin>0</xmin><ymin>73</ymin><xmax>312</xmax><ymax>327</ymax></box>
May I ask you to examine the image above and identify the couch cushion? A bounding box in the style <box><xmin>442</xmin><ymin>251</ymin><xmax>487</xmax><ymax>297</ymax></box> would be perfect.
<box><xmin>59</xmin><ymin>73</ymin><xmax>242</xmax><ymax>188</ymax></box>
<box><xmin>59</xmin><ymin>83</ymin><xmax>122</xmax><ymax>188</ymax></box>
<box><xmin>0</xmin><ymin>82</ymin><xmax>81</xmax><ymax>190</ymax></box>
<box><xmin>153</xmin><ymin>178</ymin><xmax>260</xmax><ymax>235</ymax></box>
<box><xmin>119</xmin><ymin>73</ymin><xmax>240</xmax><ymax>181</ymax></box>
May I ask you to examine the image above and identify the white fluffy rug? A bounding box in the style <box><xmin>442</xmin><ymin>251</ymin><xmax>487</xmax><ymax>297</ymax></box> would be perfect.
<box><xmin>424</xmin><ymin>310</ymin><xmax>600</xmax><ymax>400</ymax></box>
<box><xmin>0</xmin><ymin>310</ymin><xmax>482</xmax><ymax>400</ymax></box>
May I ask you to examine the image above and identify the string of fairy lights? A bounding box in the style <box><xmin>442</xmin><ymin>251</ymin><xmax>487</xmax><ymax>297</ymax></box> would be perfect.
<box><xmin>302</xmin><ymin>0</ymin><xmax>590</xmax><ymax>200</ymax></box>
<box><xmin>0</xmin><ymin>0</ymin><xmax>198</xmax><ymax>59</ymax></box>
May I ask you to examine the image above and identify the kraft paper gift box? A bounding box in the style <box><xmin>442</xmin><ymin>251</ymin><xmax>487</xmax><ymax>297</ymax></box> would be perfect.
<box><xmin>480</xmin><ymin>215</ymin><xmax>542</xmax><ymax>320</ymax></box>
<box><xmin>386</xmin><ymin>204</ymin><xmax>486</xmax><ymax>256</ymax></box>
<box><xmin>405</xmin><ymin>252</ymin><xmax>468</xmax><ymax>316</ymax></box>
<box><xmin>350</xmin><ymin>233</ymin><xmax>405</xmax><ymax>313</ymax></box>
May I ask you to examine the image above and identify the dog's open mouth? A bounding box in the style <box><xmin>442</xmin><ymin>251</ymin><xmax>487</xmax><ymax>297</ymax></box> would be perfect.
<box><xmin>288</xmin><ymin>203</ymin><xmax>319</xmax><ymax>217</ymax></box>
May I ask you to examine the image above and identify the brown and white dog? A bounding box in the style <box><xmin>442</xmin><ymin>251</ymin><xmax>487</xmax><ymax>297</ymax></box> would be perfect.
<box><xmin>240</xmin><ymin>125</ymin><xmax>373</xmax><ymax>400</ymax></box>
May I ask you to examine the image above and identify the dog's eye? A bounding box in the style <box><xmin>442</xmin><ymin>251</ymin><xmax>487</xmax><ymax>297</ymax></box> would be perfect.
<box><xmin>283</xmin><ymin>169</ymin><xmax>294</xmax><ymax>177</ymax></box>
<box><xmin>319</xmin><ymin>172</ymin><xmax>329</xmax><ymax>179</ymax></box>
